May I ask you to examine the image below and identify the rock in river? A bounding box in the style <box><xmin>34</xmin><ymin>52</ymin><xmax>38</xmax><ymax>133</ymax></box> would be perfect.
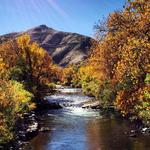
<box><xmin>39</xmin><ymin>127</ymin><xmax>51</xmax><ymax>132</ymax></box>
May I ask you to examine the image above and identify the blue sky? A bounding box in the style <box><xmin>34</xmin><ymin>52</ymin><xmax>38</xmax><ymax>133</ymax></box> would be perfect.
<box><xmin>0</xmin><ymin>0</ymin><xmax>125</xmax><ymax>37</ymax></box>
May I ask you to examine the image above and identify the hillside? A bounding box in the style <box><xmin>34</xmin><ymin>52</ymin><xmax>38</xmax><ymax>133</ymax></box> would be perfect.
<box><xmin>0</xmin><ymin>25</ymin><xmax>92</xmax><ymax>66</ymax></box>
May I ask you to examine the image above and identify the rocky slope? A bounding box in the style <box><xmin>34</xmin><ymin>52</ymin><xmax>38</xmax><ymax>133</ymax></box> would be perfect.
<box><xmin>0</xmin><ymin>25</ymin><xmax>92</xmax><ymax>66</ymax></box>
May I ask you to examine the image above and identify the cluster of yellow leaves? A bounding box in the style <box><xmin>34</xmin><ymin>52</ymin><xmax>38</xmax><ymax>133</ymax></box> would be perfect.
<box><xmin>0</xmin><ymin>58</ymin><xmax>8</xmax><ymax>79</ymax></box>
<box><xmin>0</xmin><ymin>80</ymin><xmax>33</xmax><ymax>143</ymax></box>
<box><xmin>0</xmin><ymin>113</ymin><xmax>13</xmax><ymax>143</ymax></box>
<box><xmin>0</xmin><ymin>80</ymin><xmax>33</xmax><ymax>116</ymax></box>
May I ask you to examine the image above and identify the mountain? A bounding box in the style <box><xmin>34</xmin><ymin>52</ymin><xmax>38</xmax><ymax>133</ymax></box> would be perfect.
<box><xmin>0</xmin><ymin>25</ymin><xmax>92</xmax><ymax>66</ymax></box>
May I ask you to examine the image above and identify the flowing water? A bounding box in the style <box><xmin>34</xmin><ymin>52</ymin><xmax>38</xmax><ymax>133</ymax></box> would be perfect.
<box><xmin>24</xmin><ymin>88</ymin><xmax>150</xmax><ymax>150</ymax></box>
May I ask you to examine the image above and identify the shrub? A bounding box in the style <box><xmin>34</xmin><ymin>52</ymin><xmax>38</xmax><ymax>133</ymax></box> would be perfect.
<box><xmin>0</xmin><ymin>80</ymin><xmax>33</xmax><ymax>143</ymax></box>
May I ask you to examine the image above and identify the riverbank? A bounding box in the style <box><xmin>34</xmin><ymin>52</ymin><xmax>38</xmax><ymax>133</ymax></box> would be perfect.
<box><xmin>1</xmin><ymin>87</ymin><xmax>150</xmax><ymax>150</ymax></box>
<box><xmin>21</xmin><ymin>105</ymin><xmax>150</xmax><ymax>149</ymax></box>
<box><xmin>2</xmin><ymin>110</ymin><xmax>149</xmax><ymax>150</ymax></box>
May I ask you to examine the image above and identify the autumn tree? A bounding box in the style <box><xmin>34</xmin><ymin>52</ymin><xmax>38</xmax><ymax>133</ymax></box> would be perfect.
<box><xmin>0</xmin><ymin>34</ymin><xmax>61</xmax><ymax>143</ymax></box>
<box><xmin>0</xmin><ymin>34</ymin><xmax>61</xmax><ymax>100</ymax></box>
<box><xmin>81</xmin><ymin>0</ymin><xmax>150</xmax><ymax>122</ymax></box>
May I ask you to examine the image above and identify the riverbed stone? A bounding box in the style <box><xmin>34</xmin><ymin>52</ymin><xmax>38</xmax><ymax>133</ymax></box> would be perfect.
<box><xmin>82</xmin><ymin>100</ymin><xmax>100</xmax><ymax>109</ymax></box>
<box><xmin>39</xmin><ymin>127</ymin><xmax>51</xmax><ymax>132</ymax></box>
<box><xmin>16</xmin><ymin>112</ymin><xmax>39</xmax><ymax>141</ymax></box>
<box><xmin>141</xmin><ymin>127</ymin><xmax>150</xmax><ymax>135</ymax></box>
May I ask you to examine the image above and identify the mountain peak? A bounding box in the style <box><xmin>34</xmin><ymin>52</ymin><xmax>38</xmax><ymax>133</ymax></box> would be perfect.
<box><xmin>0</xmin><ymin>26</ymin><xmax>92</xmax><ymax>66</ymax></box>
<box><xmin>28</xmin><ymin>24</ymin><xmax>53</xmax><ymax>32</ymax></box>
<box><xmin>38</xmin><ymin>24</ymin><xmax>49</xmax><ymax>29</ymax></box>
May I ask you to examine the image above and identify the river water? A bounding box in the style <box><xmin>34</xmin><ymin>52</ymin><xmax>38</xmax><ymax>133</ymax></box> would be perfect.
<box><xmin>24</xmin><ymin>88</ymin><xmax>150</xmax><ymax>150</ymax></box>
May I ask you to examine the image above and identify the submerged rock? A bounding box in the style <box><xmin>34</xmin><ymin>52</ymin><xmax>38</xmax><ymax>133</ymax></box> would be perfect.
<box><xmin>129</xmin><ymin>129</ymin><xmax>139</xmax><ymax>138</ymax></box>
<box><xmin>129</xmin><ymin>133</ymin><xmax>137</xmax><ymax>138</ymax></box>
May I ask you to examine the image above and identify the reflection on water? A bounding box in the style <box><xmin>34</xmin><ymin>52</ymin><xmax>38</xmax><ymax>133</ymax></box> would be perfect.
<box><xmin>24</xmin><ymin>88</ymin><xmax>150</xmax><ymax>150</ymax></box>
<box><xmin>86</xmin><ymin>118</ymin><xmax>150</xmax><ymax>150</ymax></box>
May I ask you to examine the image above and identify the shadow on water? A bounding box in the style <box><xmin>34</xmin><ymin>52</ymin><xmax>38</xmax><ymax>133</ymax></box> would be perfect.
<box><xmin>23</xmin><ymin>88</ymin><xmax>150</xmax><ymax>150</ymax></box>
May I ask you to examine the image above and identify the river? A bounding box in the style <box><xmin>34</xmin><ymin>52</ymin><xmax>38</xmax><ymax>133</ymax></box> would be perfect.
<box><xmin>23</xmin><ymin>88</ymin><xmax>150</xmax><ymax>150</ymax></box>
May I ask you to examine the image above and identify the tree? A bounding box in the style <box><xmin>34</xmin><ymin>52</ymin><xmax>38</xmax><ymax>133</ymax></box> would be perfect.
<box><xmin>0</xmin><ymin>34</ymin><xmax>61</xmax><ymax>143</ymax></box>
<box><xmin>82</xmin><ymin>0</ymin><xmax>150</xmax><ymax>122</ymax></box>
<box><xmin>0</xmin><ymin>34</ymin><xmax>61</xmax><ymax>100</ymax></box>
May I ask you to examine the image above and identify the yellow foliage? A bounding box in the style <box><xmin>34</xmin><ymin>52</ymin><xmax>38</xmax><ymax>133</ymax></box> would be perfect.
<box><xmin>0</xmin><ymin>80</ymin><xmax>33</xmax><ymax>143</ymax></box>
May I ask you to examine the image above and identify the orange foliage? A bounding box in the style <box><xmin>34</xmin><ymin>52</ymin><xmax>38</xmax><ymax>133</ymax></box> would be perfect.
<box><xmin>82</xmin><ymin>0</ymin><xmax>150</xmax><ymax>118</ymax></box>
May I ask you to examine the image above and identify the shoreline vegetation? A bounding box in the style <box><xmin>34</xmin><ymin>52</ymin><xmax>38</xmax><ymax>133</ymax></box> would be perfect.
<box><xmin>0</xmin><ymin>34</ymin><xmax>63</xmax><ymax>145</ymax></box>
<box><xmin>0</xmin><ymin>0</ymin><xmax>149</xmax><ymax>147</ymax></box>
<box><xmin>62</xmin><ymin>0</ymin><xmax>150</xmax><ymax>126</ymax></box>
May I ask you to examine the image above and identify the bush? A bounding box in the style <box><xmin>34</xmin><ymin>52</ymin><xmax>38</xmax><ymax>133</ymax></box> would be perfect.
<box><xmin>47</xmin><ymin>83</ymin><xmax>56</xmax><ymax>90</ymax></box>
<box><xmin>0</xmin><ymin>80</ymin><xmax>34</xmax><ymax>143</ymax></box>
<box><xmin>100</xmin><ymin>81</ymin><xmax>115</xmax><ymax>108</ymax></box>
<box><xmin>81</xmin><ymin>75</ymin><xmax>100</xmax><ymax>98</ymax></box>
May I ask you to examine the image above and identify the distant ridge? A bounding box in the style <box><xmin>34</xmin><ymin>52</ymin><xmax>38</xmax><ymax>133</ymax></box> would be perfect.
<box><xmin>0</xmin><ymin>25</ymin><xmax>92</xmax><ymax>66</ymax></box>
